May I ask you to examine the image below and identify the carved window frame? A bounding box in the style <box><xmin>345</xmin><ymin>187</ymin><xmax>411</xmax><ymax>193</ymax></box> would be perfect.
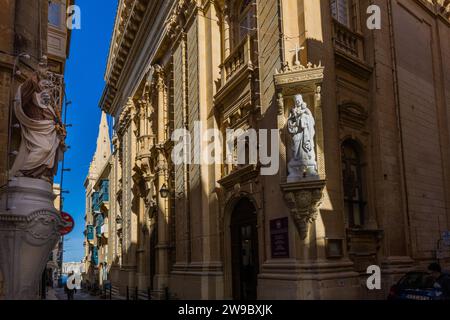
<box><xmin>330</xmin><ymin>0</ymin><xmax>361</xmax><ymax>32</ymax></box>
<box><xmin>232</xmin><ymin>0</ymin><xmax>257</xmax><ymax>48</ymax></box>
<box><xmin>341</xmin><ymin>139</ymin><xmax>367</xmax><ymax>228</ymax></box>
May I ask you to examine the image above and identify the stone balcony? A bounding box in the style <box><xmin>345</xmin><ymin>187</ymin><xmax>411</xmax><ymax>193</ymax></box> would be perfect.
<box><xmin>332</xmin><ymin>19</ymin><xmax>365</xmax><ymax>62</ymax></box>
<box><xmin>214</xmin><ymin>35</ymin><xmax>257</xmax><ymax>130</ymax></box>
<box><xmin>215</xmin><ymin>35</ymin><xmax>255</xmax><ymax>107</ymax></box>
<box><xmin>219</xmin><ymin>35</ymin><xmax>254</xmax><ymax>88</ymax></box>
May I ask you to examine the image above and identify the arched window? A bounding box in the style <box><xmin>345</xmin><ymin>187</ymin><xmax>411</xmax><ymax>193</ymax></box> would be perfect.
<box><xmin>331</xmin><ymin>0</ymin><xmax>352</xmax><ymax>28</ymax></box>
<box><xmin>341</xmin><ymin>140</ymin><xmax>366</xmax><ymax>227</ymax></box>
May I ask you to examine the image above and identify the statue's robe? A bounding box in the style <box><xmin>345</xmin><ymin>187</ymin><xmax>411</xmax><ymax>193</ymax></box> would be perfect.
<box><xmin>288</xmin><ymin>108</ymin><xmax>316</xmax><ymax>167</ymax></box>
<box><xmin>10</xmin><ymin>78</ymin><xmax>63</xmax><ymax>181</ymax></box>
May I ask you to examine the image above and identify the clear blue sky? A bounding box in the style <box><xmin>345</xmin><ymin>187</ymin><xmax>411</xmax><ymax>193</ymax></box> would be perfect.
<box><xmin>59</xmin><ymin>0</ymin><xmax>117</xmax><ymax>262</ymax></box>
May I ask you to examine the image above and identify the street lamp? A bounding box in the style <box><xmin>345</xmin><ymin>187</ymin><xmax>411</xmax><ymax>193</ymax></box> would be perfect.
<box><xmin>159</xmin><ymin>184</ymin><xmax>170</xmax><ymax>199</ymax></box>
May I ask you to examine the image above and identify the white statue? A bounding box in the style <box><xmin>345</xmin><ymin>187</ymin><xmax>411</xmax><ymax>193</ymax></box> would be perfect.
<box><xmin>10</xmin><ymin>68</ymin><xmax>66</xmax><ymax>183</ymax></box>
<box><xmin>287</xmin><ymin>94</ymin><xmax>318</xmax><ymax>181</ymax></box>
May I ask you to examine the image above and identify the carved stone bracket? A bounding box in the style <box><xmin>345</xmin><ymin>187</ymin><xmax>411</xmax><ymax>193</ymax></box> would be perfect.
<box><xmin>280</xmin><ymin>179</ymin><xmax>326</xmax><ymax>240</ymax></box>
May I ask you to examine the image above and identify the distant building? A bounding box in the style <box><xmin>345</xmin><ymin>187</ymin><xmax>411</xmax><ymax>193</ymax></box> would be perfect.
<box><xmin>0</xmin><ymin>0</ymin><xmax>73</xmax><ymax>300</ymax></box>
<box><xmin>62</xmin><ymin>262</ymin><xmax>85</xmax><ymax>275</ymax></box>
<box><xmin>83</xmin><ymin>112</ymin><xmax>112</xmax><ymax>290</ymax></box>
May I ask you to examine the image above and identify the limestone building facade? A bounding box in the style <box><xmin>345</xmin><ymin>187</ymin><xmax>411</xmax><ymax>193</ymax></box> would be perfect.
<box><xmin>96</xmin><ymin>0</ymin><xmax>450</xmax><ymax>300</ymax></box>
<box><xmin>0</xmin><ymin>0</ymin><xmax>72</xmax><ymax>299</ymax></box>
<box><xmin>83</xmin><ymin>112</ymin><xmax>112</xmax><ymax>290</ymax></box>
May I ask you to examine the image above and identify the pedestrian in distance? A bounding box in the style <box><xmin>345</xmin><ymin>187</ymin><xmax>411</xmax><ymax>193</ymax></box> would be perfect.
<box><xmin>64</xmin><ymin>272</ymin><xmax>77</xmax><ymax>300</ymax></box>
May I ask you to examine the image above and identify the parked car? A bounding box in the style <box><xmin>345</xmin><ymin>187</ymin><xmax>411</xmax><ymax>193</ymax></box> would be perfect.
<box><xmin>388</xmin><ymin>272</ymin><xmax>445</xmax><ymax>300</ymax></box>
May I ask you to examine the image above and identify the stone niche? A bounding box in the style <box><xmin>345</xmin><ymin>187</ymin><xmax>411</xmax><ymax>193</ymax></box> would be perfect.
<box><xmin>274</xmin><ymin>61</ymin><xmax>326</xmax><ymax>240</ymax></box>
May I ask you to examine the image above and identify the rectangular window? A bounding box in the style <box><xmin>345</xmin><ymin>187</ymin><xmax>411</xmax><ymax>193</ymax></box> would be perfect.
<box><xmin>331</xmin><ymin>0</ymin><xmax>350</xmax><ymax>27</ymax></box>
<box><xmin>49</xmin><ymin>1</ymin><xmax>62</xmax><ymax>28</ymax></box>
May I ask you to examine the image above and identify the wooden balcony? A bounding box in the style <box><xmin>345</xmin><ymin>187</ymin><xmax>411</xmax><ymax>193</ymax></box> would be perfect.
<box><xmin>332</xmin><ymin>19</ymin><xmax>365</xmax><ymax>62</ymax></box>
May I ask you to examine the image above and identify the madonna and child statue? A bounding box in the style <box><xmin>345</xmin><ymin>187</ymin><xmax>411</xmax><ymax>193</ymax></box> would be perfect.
<box><xmin>287</xmin><ymin>94</ymin><xmax>318</xmax><ymax>182</ymax></box>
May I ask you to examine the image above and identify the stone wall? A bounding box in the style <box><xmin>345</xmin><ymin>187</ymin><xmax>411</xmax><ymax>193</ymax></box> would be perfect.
<box><xmin>0</xmin><ymin>0</ymin><xmax>15</xmax><ymax>188</ymax></box>
<box><xmin>392</xmin><ymin>0</ymin><xmax>450</xmax><ymax>263</ymax></box>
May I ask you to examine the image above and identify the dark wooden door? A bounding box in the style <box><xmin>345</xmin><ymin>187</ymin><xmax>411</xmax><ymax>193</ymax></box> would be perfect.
<box><xmin>231</xmin><ymin>198</ymin><xmax>259</xmax><ymax>300</ymax></box>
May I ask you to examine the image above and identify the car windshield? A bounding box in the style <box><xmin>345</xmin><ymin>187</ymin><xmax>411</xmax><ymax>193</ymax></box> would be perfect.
<box><xmin>398</xmin><ymin>273</ymin><xmax>435</xmax><ymax>289</ymax></box>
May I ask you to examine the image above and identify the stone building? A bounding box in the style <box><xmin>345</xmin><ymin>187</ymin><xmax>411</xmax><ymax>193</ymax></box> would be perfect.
<box><xmin>0</xmin><ymin>0</ymin><xmax>72</xmax><ymax>299</ymax></box>
<box><xmin>96</xmin><ymin>0</ymin><xmax>450</xmax><ymax>299</ymax></box>
<box><xmin>42</xmin><ymin>184</ymin><xmax>63</xmax><ymax>291</ymax></box>
<box><xmin>83</xmin><ymin>112</ymin><xmax>112</xmax><ymax>290</ymax></box>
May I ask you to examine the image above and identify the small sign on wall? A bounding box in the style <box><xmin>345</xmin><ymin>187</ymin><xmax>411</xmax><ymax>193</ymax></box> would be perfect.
<box><xmin>270</xmin><ymin>217</ymin><xmax>290</xmax><ymax>258</ymax></box>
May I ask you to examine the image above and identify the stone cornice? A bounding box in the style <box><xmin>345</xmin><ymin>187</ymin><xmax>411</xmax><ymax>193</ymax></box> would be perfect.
<box><xmin>413</xmin><ymin>0</ymin><xmax>450</xmax><ymax>23</ymax></box>
<box><xmin>104</xmin><ymin>0</ymin><xmax>148</xmax><ymax>85</ymax></box>
<box><xmin>101</xmin><ymin>0</ymin><xmax>175</xmax><ymax>116</ymax></box>
<box><xmin>166</xmin><ymin>0</ymin><xmax>198</xmax><ymax>41</ymax></box>
<box><xmin>101</xmin><ymin>0</ymin><xmax>151</xmax><ymax>114</ymax></box>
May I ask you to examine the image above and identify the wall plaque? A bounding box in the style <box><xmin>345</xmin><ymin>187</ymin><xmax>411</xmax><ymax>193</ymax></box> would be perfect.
<box><xmin>270</xmin><ymin>217</ymin><xmax>290</xmax><ymax>258</ymax></box>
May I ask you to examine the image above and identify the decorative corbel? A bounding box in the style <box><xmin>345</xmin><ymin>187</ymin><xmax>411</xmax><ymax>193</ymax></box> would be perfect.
<box><xmin>280</xmin><ymin>180</ymin><xmax>326</xmax><ymax>240</ymax></box>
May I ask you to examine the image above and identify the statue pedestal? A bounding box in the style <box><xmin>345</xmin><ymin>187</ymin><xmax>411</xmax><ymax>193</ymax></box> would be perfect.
<box><xmin>280</xmin><ymin>179</ymin><xmax>326</xmax><ymax>240</ymax></box>
<box><xmin>0</xmin><ymin>177</ymin><xmax>62</xmax><ymax>300</ymax></box>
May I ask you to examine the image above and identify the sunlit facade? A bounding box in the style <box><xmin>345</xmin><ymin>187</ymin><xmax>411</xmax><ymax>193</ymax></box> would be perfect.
<box><xmin>96</xmin><ymin>0</ymin><xmax>450</xmax><ymax>300</ymax></box>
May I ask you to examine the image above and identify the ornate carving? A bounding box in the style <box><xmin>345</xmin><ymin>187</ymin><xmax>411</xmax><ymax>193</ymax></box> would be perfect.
<box><xmin>338</xmin><ymin>102</ymin><xmax>368</xmax><ymax>130</ymax></box>
<box><xmin>280</xmin><ymin>180</ymin><xmax>326</xmax><ymax>240</ymax></box>
<box><xmin>10</xmin><ymin>63</ymin><xmax>66</xmax><ymax>183</ymax></box>
<box><xmin>166</xmin><ymin>0</ymin><xmax>197</xmax><ymax>40</ymax></box>
<box><xmin>277</xmin><ymin>92</ymin><xmax>284</xmax><ymax>116</ymax></box>
<box><xmin>0</xmin><ymin>177</ymin><xmax>63</xmax><ymax>299</ymax></box>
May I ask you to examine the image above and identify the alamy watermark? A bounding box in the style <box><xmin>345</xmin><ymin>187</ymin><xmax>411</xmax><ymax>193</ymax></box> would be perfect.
<box><xmin>66</xmin><ymin>5</ymin><xmax>81</xmax><ymax>30</ymax></box>
<box><xmin>366</xmin><ymin>265</ymin><xmax>382</xmax><ymax>290</ymax></box>
<box><xmin>171</xmin><ymin>122</ymin><xmax>280</xmax><ymax>176</ymax></box>
<box><xmin>367</xmin><ymin>5</ymin><xmax>382</xmax><ymax>30</ymax></box>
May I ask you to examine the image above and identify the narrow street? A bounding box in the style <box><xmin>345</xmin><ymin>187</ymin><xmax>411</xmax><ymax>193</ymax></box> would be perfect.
<box><xmin>47</xmin><ymin>287</ymin><xmax>101</xmax><ymax>301</ymax></box>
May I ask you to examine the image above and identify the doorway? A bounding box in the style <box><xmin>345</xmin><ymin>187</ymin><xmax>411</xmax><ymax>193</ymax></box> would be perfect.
<box><xmin>230</xmin><ymin>197</ymin><xmax>259</xmax><ymax>300</ymax></box>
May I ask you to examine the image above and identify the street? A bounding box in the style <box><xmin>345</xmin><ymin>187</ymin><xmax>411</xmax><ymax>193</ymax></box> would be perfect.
<box><xmin>47</xmin><ymin>287</ymin><xmax>101</xmax><ymax>301</ymax></box>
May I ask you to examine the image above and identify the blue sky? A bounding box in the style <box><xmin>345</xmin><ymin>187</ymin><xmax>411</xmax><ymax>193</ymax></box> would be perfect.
<box><xmin>59</xmin><ymin>0</ymin><xmax>117</xmax><ymax>262</ymax></box>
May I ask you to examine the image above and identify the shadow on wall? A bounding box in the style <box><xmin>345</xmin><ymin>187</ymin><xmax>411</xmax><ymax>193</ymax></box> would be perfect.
<box><xmin>0</xmin><ymin>269</ymin><xmax>3</xmax><ymax>299</ymax></box>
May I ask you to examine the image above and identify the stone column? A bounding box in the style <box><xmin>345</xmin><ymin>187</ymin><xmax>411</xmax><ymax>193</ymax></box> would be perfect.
<box><xmin>223</xmin><ymin>5</ymin><xmax>231</xmax><ymax>58</ymax></box>
<box><xmin>153</xmin><ymin>66</ymin><xmax>169</xmax><ymax>293</ymax></box>
<box><xmin>0</xmin><ymin>177</ymin><xmax>62</xmax><ymax>300</ymax></box>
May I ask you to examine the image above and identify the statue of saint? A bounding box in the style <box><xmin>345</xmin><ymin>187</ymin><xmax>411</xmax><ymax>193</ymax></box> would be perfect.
<box><xmin>287</xmin><ymin>94</ymin><xmax>318</xmax><ymax>181</ymax></box>
<box><xmin>10</xmin><ymin>67</ymin><xmax>66</xmax><ymax>183</ymax></box>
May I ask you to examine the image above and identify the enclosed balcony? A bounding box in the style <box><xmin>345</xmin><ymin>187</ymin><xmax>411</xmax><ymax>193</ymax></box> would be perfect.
<box><xmin>98</xmin><ymin>180</ymin><xmax>109</xmax><ymax>203</ymax></box>
<box><xmin>92</xmin><ymin>180</ymin><xmax>110</xmax><ymax>214</ymax></box>
<box><xmin>92</xmin><ymin>192</ymin><xmax>100</xmax><ymax>213</ymax></box>
<box><xmin>91</xmin><ymin>246</ymin><xmax>99</xmax><ymax>266</ymax></box>
<box><xmin>95</xmin><ymin>214</ymin><xmax>104</xmax><ymax>238</ymax></box>
<box><xmin>96</xmin><ymin>225</ymin><xmax>102</xmax><ymax>238</ymax></box>
<box><xmin>86</xmin><ymin>225</ymin><xmax>94</xmax><ymax>242</ymax></box>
